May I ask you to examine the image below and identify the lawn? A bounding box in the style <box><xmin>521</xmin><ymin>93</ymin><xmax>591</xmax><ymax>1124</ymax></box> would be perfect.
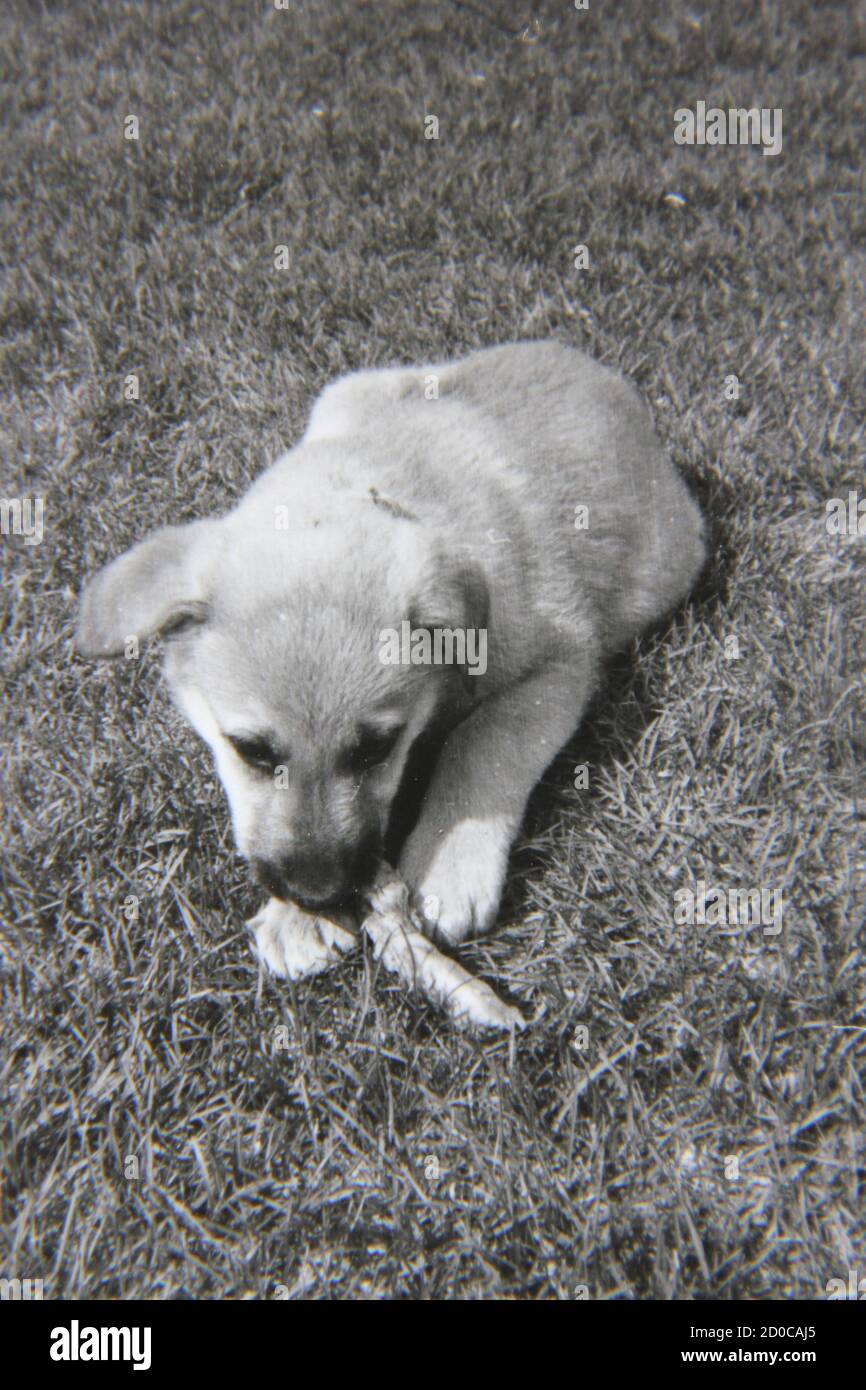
<box><xmin>0</xmin><ymin>0</ymin><xmax>863</xmax><ymax>1299</ymax></box>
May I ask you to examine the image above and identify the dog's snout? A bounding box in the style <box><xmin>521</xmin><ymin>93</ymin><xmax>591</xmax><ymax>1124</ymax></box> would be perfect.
<box><xmin>254</xmin><ymin>835</ymin><xmax>380</xmax><ymax>911</ymax></box>
<box><xmin>255</xmin><ymin>850</ymin><xmax>345</xmax><ymax>908</ymax></box>
<box><xmin>285</xmin><ymin>848</ymin><xmax>347</xmax><ymax>906</ymax></box>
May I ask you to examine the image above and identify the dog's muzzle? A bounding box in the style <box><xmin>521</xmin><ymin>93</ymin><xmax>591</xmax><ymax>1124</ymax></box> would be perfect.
<box><xmin>252</xmin><ymin>833</ymin><xmax>381</xmax><ymax>913</ymax></box>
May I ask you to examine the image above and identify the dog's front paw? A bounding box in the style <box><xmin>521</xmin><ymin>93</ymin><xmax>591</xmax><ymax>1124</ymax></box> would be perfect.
<box><xmin>400</xmin><ymin>816</ymin><xmax>510</xmax><ymax>946</ymax></box>
<box><xmin>247</xmin><ymin>897</ymin><xmax>358</xmax><ymax>980</ymax></box>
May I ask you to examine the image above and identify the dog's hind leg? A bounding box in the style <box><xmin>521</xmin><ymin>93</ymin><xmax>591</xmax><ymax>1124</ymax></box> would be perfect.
<box><xmin>247</xmin><ymin>897</ymin><xmax>359</xmax><ymax>980</ymax></box>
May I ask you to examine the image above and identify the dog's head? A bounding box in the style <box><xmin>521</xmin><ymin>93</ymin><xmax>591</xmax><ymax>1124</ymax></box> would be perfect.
<box><xmin>76</xmin><ymin>506</ymin><xmax>488</xmax><ymax>911</ymax></box>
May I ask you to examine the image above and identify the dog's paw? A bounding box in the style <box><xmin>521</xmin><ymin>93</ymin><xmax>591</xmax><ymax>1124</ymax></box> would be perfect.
<box><xmin>247</xmin><ymin>897</ymin><xmax>358</xmax><ymax>980</ymax></box>
<box><xmin>400</xmin><ymin>816</ymin><xmax>510</xmax><ymax>946</ymax></box>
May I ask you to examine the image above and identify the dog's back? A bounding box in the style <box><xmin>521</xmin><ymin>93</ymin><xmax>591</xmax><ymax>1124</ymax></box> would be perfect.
<box><xmin>302</xmin><ymin>340</ymin><xmax>705</xmax><ymax>657</ymax></box>
<box><xmin>439</xmin><ymin>342</ymin><xmax>706</xmax><ymax>649</ymax></box>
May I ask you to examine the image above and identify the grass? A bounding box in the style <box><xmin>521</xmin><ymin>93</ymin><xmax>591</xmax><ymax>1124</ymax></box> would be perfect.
<box><xmin>1</xmin><ymin>0</ymin><xmax>864</xmax><ymax>1300</ymax></box>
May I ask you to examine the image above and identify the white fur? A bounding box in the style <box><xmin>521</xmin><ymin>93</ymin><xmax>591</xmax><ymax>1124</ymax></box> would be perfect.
<box><xmin>249</xmin><ymin>897</ymin><xmax>358</xmax><ymax>979</ymax></box>
<box><xmin>172</xmin><ymin>684</ymin><xmax>262</xmax><ymax>850</ymax></box>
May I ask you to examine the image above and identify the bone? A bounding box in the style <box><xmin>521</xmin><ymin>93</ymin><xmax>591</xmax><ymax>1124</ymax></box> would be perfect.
<box><xmin>248</xmin><ymin>871</ymin><xmax>526</xmax><ymax>1034</ymax></box>
<box><xmin>360</xmin><ymin>871</ymin><xmax>526</xmax><ymax>1033</ymax></box>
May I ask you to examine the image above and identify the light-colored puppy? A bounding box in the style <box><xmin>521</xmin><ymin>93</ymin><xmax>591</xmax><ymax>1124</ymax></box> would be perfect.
<box><xmin>77</xmin><ymin>341</ymin><xmax>705</xmax><ymax>977</ymax></box>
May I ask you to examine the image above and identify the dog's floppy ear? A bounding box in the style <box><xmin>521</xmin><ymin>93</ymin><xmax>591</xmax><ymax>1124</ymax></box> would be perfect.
<box><xmin>76</xmin><ymin>520</ymin><xmax>218</xmax><ymax>658</ymax></box>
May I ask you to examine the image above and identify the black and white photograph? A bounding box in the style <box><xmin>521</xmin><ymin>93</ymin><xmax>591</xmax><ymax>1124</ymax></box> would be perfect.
<box><xmin>1</xmin><ymin>0</ymin><xmax>863</xmax><ymax>1335</ymax></box>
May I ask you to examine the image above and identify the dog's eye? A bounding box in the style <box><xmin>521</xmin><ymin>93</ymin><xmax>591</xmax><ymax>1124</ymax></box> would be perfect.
<box><xmin>228</xmin><ymin>736</ymin><xmax>280</xmax><ymax>774</ymax></box>
<box><xmin>340</xmin><ymin>727</ymin><xmax>403</xmax><ymax>774</ymax></box>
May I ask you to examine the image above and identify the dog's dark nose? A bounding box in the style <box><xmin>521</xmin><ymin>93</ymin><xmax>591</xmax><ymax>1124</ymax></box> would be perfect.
<box><xmin>254</xmin><ymin>839</ymin><xmax>379</xmax><ymax>911</ymax></box>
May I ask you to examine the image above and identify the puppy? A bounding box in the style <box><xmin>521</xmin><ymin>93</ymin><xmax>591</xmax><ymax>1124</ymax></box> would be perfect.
<box><xmin>77</xmin><ymin>341</ymin><xmax>705</xmax><ymax>978</ymax></box>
